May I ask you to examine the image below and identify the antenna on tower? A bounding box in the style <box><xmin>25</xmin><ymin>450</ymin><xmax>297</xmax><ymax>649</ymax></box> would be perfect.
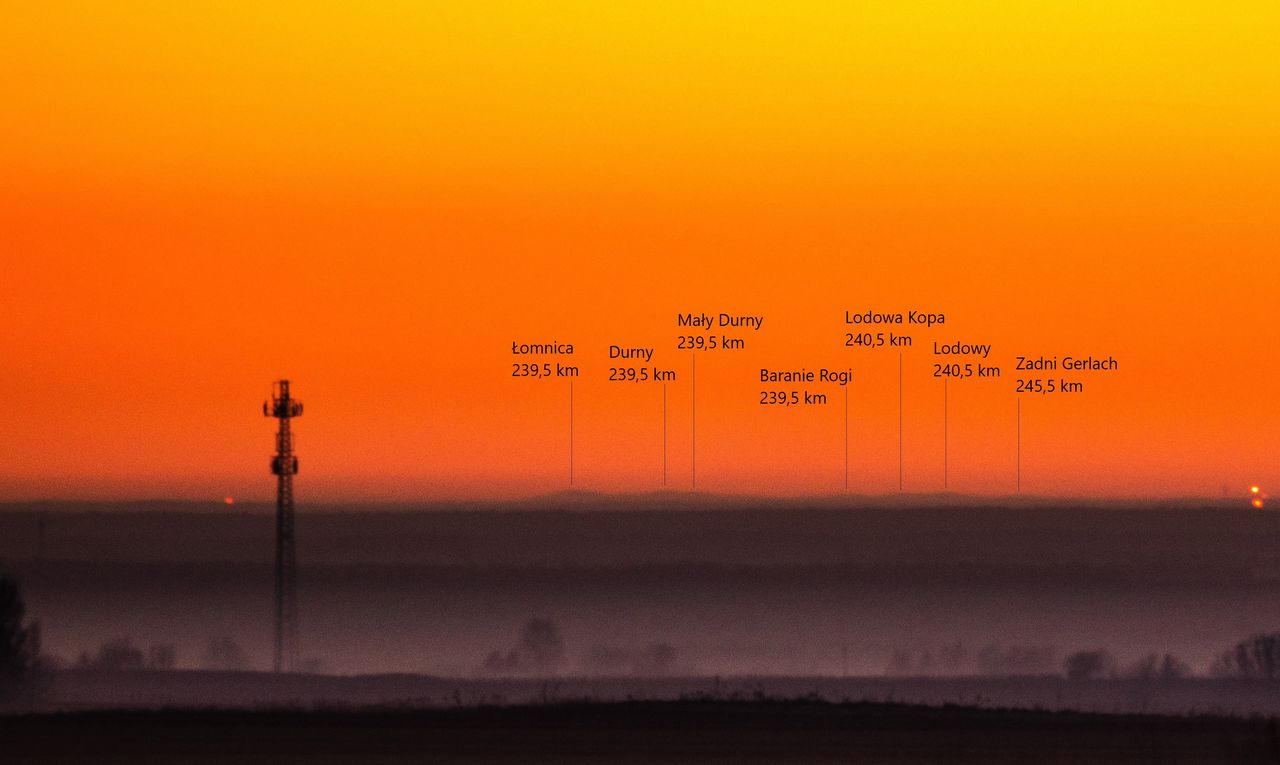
<box><xmin>264</xmin><ymin>379</ymin><xmax>303</xmax><ymax>673</ymax></box>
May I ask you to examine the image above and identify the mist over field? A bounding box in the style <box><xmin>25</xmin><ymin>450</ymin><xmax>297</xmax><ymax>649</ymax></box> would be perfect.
<box><xmin>2</xmin><ymin>497</ymin><xmax>1277</xmax><ymax>688</ymax></box>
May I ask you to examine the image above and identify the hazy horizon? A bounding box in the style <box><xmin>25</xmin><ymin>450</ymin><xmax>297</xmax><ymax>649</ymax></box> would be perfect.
<box><xmin>0</xmin><ymin>489</ymin><xmax>1260</xmax><ymax>510</ymax></box>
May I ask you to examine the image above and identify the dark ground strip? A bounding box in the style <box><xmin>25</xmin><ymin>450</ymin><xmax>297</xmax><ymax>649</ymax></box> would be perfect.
<box><xmin>3</xmin><ymin>700</ymin><xmax>1280</xmax><ymax>764</ymax></box>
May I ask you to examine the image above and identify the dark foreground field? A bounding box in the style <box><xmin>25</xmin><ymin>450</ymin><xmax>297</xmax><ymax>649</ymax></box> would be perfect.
<box><xmin>7</xmin><ymin>501</ymin><xmax>1280</xmax><ymax>679</ymax></box>
<box><xmin>4</xmin><ymin>700</ymin><xmax>1280</xmax><ymax>764</ymax></box>
<box><xmin>28</xmin><ymin>670</ymin><xmax>1280</xmax><ymax>717</ymax></box>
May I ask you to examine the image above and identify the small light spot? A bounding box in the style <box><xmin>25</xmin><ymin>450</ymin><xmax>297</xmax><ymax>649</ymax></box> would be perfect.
<box><xmin>1253</xmin><ymin>498</ymin><xmax>1265</xmax><ymax>509</ymax></box>
<box><xmin>1251</xmin><ymin>485</ymin><xmax>1261</xmax><ymax>494</ymax></box>
<box><xmin>224</xmin><ymin>497</ymin><xmax>235</xmax><ymax>506</ymax></box>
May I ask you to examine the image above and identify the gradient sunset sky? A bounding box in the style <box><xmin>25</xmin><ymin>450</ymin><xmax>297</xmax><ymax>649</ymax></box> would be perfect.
<box><xmin>2</xmin><ymin>3</ymin><xmax>1277</xmax><ymax>501</ymax></box>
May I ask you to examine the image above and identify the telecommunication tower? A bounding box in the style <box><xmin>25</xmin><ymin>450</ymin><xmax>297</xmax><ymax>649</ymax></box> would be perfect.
<box><xmin>264</xmin><ymin>380</ymin><xmax>303</xmax><ymax>673</ymax></box>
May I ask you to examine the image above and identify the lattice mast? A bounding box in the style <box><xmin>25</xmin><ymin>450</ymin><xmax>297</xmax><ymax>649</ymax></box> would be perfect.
<box><xmin>264</xmin><ymin>380</ymin><xmax>303</xmax><ymax>673</ymax></box>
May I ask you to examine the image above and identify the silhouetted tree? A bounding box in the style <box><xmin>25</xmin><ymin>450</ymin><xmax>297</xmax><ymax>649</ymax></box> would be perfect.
<box><xmin>482</xmin><ymin>649</ymin><xmax>518</xmax><ymax>674</ymax></box>
<box><xmin>297</xmin><ymin>657</ymin><xmax>326</xmax><ymax>674</ymax></box>
<box><xmin>939</xmin><ymin>642</ymin><xmax>968</xmax><ymax>674</ymax></box>
<box><xmin>481</xmin><ymin>618</ymin><xmax>566</xmax><ymax>675</ymax></box>
<box><xmin>204</xmin><ymin>637</ymin><xmax>248</xmax><ymax>671</ymax></box>
<box><xmin>634</xmin><ymin>643</ymin><xmax>677</xmax><ymax>675</ymax></box>
<box><xmin>77</xmin><ymin>638</ymin><xmax>144</xmax><ymax>671</ymax></box>
<box><xmin>1064</xmin><ymin>650</ymin><xmax>1114</xmax><ymax>680</ymax></box>
<box><xmin>147</xmin><ymin>644</ymin><xmax>177</xmax><ymax>670</ymax></box>
<box><xmin>1211</xmin><ymin>633</ymin><xmax>1280</xmax><ymax>679</ymax></box>
<box><xmin>1124</xmin><ymin>653</ymin><xmax>1190</xmax><ymax>680</ymax></box>
<box><xmin>0</xmin><ymin>573</ymin><xmax>41</xmax><ymax>691</ymax></box>
<box><xmin>887</xmin><ymin>648</ymin><xmax>913</xmax><ymax>675</ymax></box>
<box><xmin>516</xmin><ymin>618</ymin><xmax>564</xmax><ymax>673</ymax></box>
<box><xmin>917</xmin><ymin>649</ymin><xmax>937</xmax><ymax>673</ymax></box>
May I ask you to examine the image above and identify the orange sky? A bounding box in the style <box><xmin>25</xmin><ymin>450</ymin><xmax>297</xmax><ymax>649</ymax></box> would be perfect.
<box><xmin>1</xmin><ymin>3</ymin><xmax>1277</xmax><ymax>501</ymax></box>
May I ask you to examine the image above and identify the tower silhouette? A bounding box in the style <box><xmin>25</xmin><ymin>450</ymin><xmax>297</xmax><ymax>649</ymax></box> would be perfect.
<box><xmin>264</xmin><ymin>380</ymin><xmax>302</xmax><ymax>673</ymax></box>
